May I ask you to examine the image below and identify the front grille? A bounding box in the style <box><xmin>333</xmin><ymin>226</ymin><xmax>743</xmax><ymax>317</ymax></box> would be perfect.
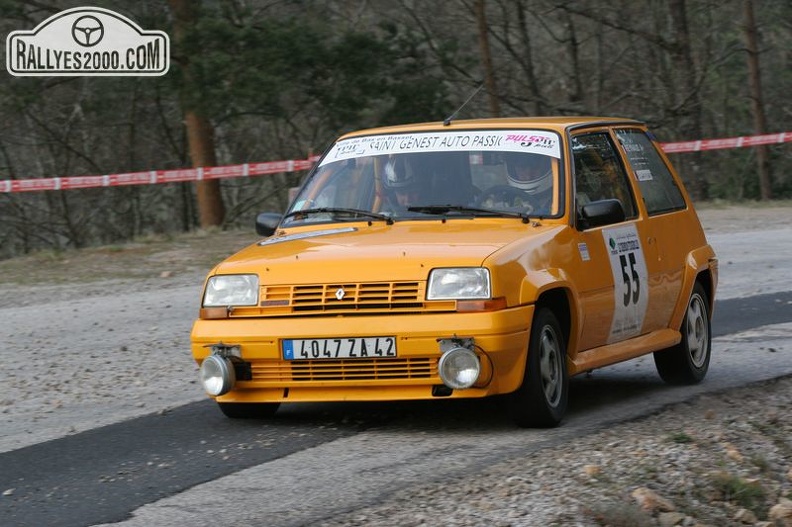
<box><xmin>267</xmin><ymin>282</ymin><xmax>420</xmax><ymax>308</ymax></box>
<box><xmin>251</xmin><ymin>282</ymin><xmax>456</xmax><ymax>316</ymax></box>
<box><xmin>250</xmin><ymin>358</ymin><xmax>436</xmax><ymax>383</ymax></box>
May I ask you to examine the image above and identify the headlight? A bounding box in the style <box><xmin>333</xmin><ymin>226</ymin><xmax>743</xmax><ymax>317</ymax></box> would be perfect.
<box><xmin>427</xmin><ymin>268</ymin><xmax>491</xmax><ymax>300</ymax></box>
<box><xmin>203</xmin><ymin>274</ymin><xmax>259</xmax><ymax>307</ymax></box>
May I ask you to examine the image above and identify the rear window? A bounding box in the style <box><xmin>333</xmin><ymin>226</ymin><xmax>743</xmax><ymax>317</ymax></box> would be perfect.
<box><xmin>616</xmin><ymin>129</ymin><xmax>686</xmax><ymax>215</ymax></box>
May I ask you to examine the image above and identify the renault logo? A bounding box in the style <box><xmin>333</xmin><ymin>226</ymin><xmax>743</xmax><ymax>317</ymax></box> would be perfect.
<box><xmin>335</xmin><ymin>287</ymin><xmax>346</xmax><ymax>300</ymax></box>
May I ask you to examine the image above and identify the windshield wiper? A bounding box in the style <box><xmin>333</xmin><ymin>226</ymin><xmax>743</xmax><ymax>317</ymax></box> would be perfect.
<box><xmin>407</xmin><ymin>205</ymin><xmax>532</xmax><ymax>223</ymax></box>
<box><xmin>283</xmin><ymin>207</ymin><xmax>394</xmax><ymax>224</ymax></box>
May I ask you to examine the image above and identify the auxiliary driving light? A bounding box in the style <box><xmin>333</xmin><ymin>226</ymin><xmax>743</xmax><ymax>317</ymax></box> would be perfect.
<box><xmin>438</xmin><ymin>346</ymin><xmax>480</xmax><ymax>390</ymax></box>
<box><xmin>200</xmin><ymin>355</ymin><xmax>236</xmax><ymax>396</ymax></box>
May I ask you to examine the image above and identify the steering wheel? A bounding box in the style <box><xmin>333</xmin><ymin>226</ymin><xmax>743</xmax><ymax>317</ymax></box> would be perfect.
<box><xmin>475</xmin><ymin>185</ymin><xmax>534</xmax><ymax>213</ymax></box>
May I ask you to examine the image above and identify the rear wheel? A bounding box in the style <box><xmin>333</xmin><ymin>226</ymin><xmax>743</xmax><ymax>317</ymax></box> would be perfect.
<box><xmin>218</xmin><ymin>402</ymin><xmax>280</xmax><ymax>419</ymax></box>
<box><xmin>509</xmin><ymin>307</ymin><xmax>568</xmax><ymax>428</ymax></box>
<box><xmin>654</xmin><ymin>281</ymin><xmax>711</xmax><ymax>385</ymax></box>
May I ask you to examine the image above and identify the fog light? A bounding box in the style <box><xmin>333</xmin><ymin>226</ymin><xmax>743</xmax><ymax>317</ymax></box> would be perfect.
<box><xmin>200</xmin><ymin>355</ymin><xmax>236</xmax><ymax>396</ymax></box>
<box><xmin>438</xmin><ymin>347</ymin><xmax>480</xmax><ymax>389</ymax></box>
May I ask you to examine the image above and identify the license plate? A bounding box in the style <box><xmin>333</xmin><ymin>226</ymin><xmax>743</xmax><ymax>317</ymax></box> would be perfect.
<box><xmin>283</xmin><ymin>337</ymin><xmax>397</xmax><ymax>360</ymax></box>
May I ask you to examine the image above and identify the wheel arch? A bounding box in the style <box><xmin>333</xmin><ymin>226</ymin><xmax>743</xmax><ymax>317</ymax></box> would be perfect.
<box><xmin>535</xmin><ymin>287</ymin><xmax>574</xmax><ymax>362</ymax></box>
<box><xmin>670</xmin><ymin>245</ymin><xmax>718</xmax><ymax>329</ymax></box>
<box><xmin>519</xmin><ymin>267</ymin><xmax>580</xmax><ymax>347</ymax></box>
<box><xmin>696</xmin><ymin>268</ymin><xmax>715</xmax><ymax>317</ymax></box>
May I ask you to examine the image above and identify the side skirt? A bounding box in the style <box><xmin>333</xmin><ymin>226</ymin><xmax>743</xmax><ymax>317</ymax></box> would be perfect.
<box><xmin>568</xmin><ymin>328</ymin><xmax>680</xmax><ymax>376</ymax></box>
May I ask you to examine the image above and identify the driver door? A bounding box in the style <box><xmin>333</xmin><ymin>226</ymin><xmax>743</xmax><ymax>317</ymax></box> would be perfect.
<box><xmin>570</xmin><ymin>130</ymin><xmax>653</xmax><ymax>350</ymax></box>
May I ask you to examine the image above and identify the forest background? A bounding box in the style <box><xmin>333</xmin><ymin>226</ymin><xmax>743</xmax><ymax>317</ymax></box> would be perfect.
<box><xmin>0</xmin><ymin>0</ymin><xmax>790</xmax><ymax>260</ymax></box>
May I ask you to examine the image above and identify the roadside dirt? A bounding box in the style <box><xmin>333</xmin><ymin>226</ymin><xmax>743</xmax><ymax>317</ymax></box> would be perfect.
<box><xmin>0</xmin><ymin>228</ymin><xmax>254</xmax><ymax>289</ymax></box>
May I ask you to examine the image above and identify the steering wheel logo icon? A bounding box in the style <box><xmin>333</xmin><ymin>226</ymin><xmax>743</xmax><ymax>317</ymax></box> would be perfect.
<box><xmin>71</xmin><ymin>15</ymin><xmax>104</xmax><ymax>47</ymax></box>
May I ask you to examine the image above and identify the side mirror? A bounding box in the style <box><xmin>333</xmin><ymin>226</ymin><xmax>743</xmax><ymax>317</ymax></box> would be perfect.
<box><xmin>577</xmin><ymin>199</ymin><xmax>626</xmax><ymax>229</ymax></box>
<box><xmin>255</xmin><ymin>212</ymin><xmax>282</xmax><ymax>237</ymax></box>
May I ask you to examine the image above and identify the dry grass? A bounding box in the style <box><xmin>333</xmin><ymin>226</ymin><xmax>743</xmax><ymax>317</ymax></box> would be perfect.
<box><xmin>0</xmin><ymin>228</ymin><xmax>256</xmax><ymax>286</ymax></box>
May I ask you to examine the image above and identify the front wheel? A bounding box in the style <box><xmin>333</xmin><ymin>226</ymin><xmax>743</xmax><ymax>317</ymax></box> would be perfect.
<box><xmin>509</xmin><ymin>307</ymin><xmax>568</xmax><ymax>428</ymax></box>
<box><xmin>218</xmin><ymin>402</ymin><xmax>280</xmax><ymax>419</ymax></box>
<box><xmin>654</xmin><ymin>281</ymin><xmax>711</xmax><ymax>385</ymax></box>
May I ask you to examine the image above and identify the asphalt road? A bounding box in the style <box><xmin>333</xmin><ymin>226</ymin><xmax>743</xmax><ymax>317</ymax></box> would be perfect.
<box><xmin>1</xmin><ymin>291</ymin><xmax>791</xmax><ymax>527</ymax></box>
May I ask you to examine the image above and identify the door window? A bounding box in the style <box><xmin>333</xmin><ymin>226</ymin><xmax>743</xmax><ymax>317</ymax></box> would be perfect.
<box><xmin>572</xmin><ymin>133</ymin><xmax>637</xmax><ymax>221</ymax></box>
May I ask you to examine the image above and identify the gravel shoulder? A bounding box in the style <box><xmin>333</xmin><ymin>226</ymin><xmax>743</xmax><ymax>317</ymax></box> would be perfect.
<box><xmin>1</xmin><ymin>203</ymin><xmax>791</xmax><ymax>526</ymax></box>
<box><xmin>312</xmin><ymin>376</ymin><xmax>792</xmax><ymax>527</ymax></box>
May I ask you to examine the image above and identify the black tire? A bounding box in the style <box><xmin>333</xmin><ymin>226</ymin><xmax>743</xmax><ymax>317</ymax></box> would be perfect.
<box><xmin>218</xmin><ymin>402</ymin><xmax>280</xmax><ymax>419</ymax></box>
<box><xmin>509</xmin><ymin>307</ymin><xmax>569</xmax><ymax>428</ymax></box>
<box><xmin>654</xmin><ymin>281</ymin><xmax>711</xmax><ymax>385</ymax></box>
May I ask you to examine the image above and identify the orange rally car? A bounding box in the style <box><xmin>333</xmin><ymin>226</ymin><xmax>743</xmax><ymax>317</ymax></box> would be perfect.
<box><xmin>191</xmin><ymin>116</ymin><xmax>718</xmax><ymax>427</ymax></box>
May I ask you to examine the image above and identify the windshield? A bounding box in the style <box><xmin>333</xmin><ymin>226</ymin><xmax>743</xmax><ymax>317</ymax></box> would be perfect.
<box><xmin>285</xmin><ymin>129</ymin><xmax>563</xmax><ymax>225</ymax></box>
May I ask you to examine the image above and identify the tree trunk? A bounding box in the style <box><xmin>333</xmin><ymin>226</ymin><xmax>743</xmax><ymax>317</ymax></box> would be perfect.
<box><xmin>561</xmin><ymin>10</ymin><xmax>584</xmax><ymax>109</ymax></box>
<box><xmin>474</xmin><ymin>0</ymin><xmax>501</xmax><ymax>117</ymax></box>
<box><xmin>169</xmin><ymin>0</ymin><xmax>226</xmax><ymax>228</ymax></box>
<box><xmin>668</xmin><ymin>0</ymin><xmax>707</xmax><ymax>200</ymax></box>
<box><xmin>185</xmin><ymin>111</ymin><xmax>225</xmax><ymax>226</ymax></box>
<box><xmin>513</xmin><ymin>2</ymin><xmax>544</xmax><ymax>115</ymax></box>
<box><xmin>742</xmin><ymin>0</ymin><xmax>772</xmax><ymax>200</ymax></box>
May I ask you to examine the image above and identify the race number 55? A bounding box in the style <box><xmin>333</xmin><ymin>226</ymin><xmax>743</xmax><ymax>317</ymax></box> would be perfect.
<box><xmin>619</xmin><ymin>252</ymin><xmax>640</xmax><ymax>306</ymax></box>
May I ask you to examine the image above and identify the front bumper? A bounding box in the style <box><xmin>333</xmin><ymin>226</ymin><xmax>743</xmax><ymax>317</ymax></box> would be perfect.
<box><xmin>191</xmin><ymin>306</ymin><xmax>534</xmax><ymax>403</ymax></box>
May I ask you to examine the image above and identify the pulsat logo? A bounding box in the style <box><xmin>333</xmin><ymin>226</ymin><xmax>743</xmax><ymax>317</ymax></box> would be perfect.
<box><xmin>6</xmin><ymin>6</ymin><xmax>169</xmax><ymax>76</ymax></box>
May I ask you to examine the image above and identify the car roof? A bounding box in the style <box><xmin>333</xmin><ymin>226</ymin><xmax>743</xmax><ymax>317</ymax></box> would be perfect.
<box><xmin>338</xmin><ymin>116</ymin><xmax>645</xmax><ymax>140</ymax></box>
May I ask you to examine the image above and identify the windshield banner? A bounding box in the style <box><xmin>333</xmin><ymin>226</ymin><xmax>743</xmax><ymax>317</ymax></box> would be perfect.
<box><xmin>320</xmin><ymin>130</ymin><xmax>561</xmax><ymax>166</ymax></box>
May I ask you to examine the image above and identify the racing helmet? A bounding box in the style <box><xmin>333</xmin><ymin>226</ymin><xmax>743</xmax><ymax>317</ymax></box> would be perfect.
<box><xmin>382</xmin><ymin>155</ymin><xmax>417</xmax><ymax>190</ymax></box>
<box><xmin>505</xmin><ymin>153</ymin><xmax>553</xmax><ymax>195</ymax></box>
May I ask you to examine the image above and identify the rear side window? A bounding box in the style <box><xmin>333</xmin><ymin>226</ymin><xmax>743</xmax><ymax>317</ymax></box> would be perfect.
<box><xmin>616</xmin><ymin>129</ymin><xmax>686</xmax><ymax>215</ymax></box>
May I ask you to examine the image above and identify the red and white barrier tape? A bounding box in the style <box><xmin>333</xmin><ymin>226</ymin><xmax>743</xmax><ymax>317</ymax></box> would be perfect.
<box><xmin>1</xmin><ymin>131</ymin><xmax>790</xmax><ymax>193</ymax></box>
<box><xmin>0</xmin><ymin>157</ymin><xmax>318</xmax><ymax>194</ymax></box>
<box><xmin>661</xmin><ymin>131</ymin><xmax>791</xmax><ymax>154</ymax></box>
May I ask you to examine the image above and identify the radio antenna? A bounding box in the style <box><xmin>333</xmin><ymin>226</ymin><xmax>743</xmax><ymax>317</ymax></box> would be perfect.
<box><xmin>443</xmin><ymin>82</ymin><xmax>484</xmax><ymax>126</ymax></box>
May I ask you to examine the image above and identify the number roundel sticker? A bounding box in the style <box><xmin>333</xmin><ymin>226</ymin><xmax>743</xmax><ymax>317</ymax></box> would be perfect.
<box><xmin>603</xmin><ymin>225</ymin><xmax>648</xmax><ymax>342</ymax></box>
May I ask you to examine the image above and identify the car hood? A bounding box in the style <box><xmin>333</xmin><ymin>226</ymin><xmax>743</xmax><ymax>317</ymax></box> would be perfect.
<box><xmin>212</xmin><ymin>220</ymin><xmax>564</xmax><ymax>284</ymax></box>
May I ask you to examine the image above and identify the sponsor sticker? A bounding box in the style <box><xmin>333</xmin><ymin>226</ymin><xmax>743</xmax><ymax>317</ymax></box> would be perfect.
<box><xmin>603</xmin><ymin>225</ymin><xmax>648</xmax><ymax>342</ymax></box>
<box><xmin>578</xmin><ymin>242</ymin><xmax>591</xmax><ymax>262</ymax></box>
<box><xmin>6</xmin><ymin>6</ymin><xmax>169</xmax><ymax>76</ymax></box>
